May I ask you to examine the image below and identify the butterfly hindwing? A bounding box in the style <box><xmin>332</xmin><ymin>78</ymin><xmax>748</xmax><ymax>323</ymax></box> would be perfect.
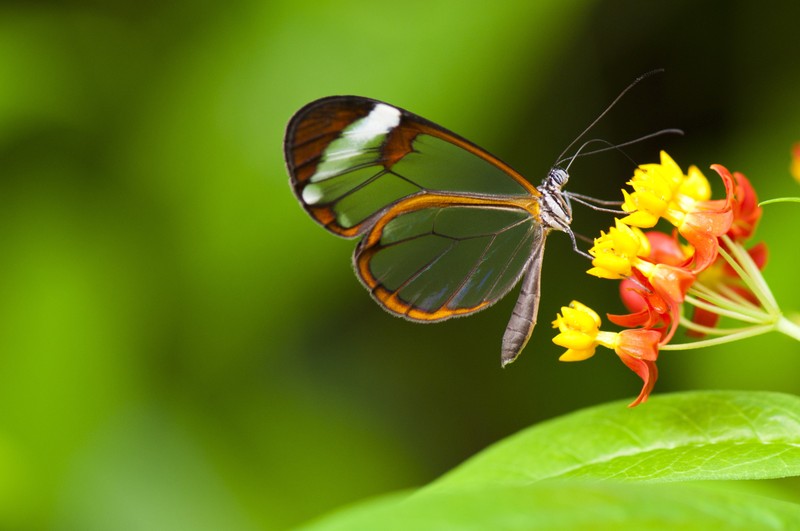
<box><xmin>354</xmin><ymin>193</ymin><xmax>545</xmax><ymax>322</ymax></box>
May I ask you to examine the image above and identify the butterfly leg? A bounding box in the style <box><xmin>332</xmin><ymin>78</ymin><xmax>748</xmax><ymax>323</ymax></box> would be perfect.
<box><xmin>566</xmin><ymin>228</ymin><xmax>593</xmax><ymax>260</ymax></box>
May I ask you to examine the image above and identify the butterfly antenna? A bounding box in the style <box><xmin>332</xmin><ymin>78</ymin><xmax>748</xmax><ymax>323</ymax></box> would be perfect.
<box><xmin>562</xmin><ymin>138</ymin><xmax>631</xmax><ymax>173</ymax></box>
<box><xmin>554</xmin><ymin>69</ymin><xmax>665</xmax><ymax>166</ymax></box>
<box><xmin>558</xmin><ymin>126</ymin><xmax>683</xmax><ymax>213</ymax></box>
<box><xmin>557</xmin><ymin>128</ymin><xmax>684</xmax><ymax>168</ymax></box>
<box><xmin>559</xmin><ymin>131</ymin><xmax>679</xmax><ymax>215</ymax></box>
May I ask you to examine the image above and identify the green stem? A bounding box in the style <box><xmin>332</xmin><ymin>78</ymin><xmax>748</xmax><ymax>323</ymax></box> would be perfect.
<box><xmin>683</xmin><ymin>294</ymin><xmax>766</xmax><ymax>324</ymax></box>
<box><xmin>716</xmin><ymin>283</ymin><xmax>760</xmax><ymax>309</ymax></box>
<box><xmin>759</xmin><ymin>197</ymin><xmax>800</xmax><ymax>206</ymax></box>
<box><xmin>777</xmin><ymin>316</ymin><xmax>800</xmax><ymax>341</ymax></box>
<box><xmin>687</xmin><ymin>284</ymin><xmax>766</xmax><ymax>321</ymax></box>
<box><xmin>720</xmin><ymin>235</ymin><xmax>778</xmax><ymax>309</ymax></box>
<box><xmin>661</xmin><ymin>324</ymin><xmax>775</xmax><ymax>351</ymax></box>
<box><xmin>678</xmin><ymin>316</ymin><xmax>763</xmax><ymax>336</ymax></box>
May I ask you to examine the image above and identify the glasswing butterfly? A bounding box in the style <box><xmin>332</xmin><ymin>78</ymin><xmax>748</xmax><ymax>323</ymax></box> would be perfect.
<box><xmin>283</xmin><ymin>75</ymin><xmax>671</xmax><ymax>366</ymax></box>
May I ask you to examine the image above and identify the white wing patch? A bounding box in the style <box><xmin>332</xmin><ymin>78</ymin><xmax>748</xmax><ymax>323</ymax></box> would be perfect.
<box><xmin>307</xmin><ymin>104</ymin><xmax>402</xmax><ymax>187</ymax></box>
<box><xmin>343</xmin><ymin>103</ymin><xmax>401</xmax><ymax>141</ymax></box>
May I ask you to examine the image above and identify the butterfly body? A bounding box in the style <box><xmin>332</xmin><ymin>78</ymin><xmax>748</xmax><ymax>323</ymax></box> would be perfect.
<box><xmin>285</xmin><ymin>96</ymin><xmax>574</xmax><ymax>365</ymax></box>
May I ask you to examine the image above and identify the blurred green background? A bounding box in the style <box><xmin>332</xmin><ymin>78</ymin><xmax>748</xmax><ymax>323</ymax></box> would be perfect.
<box><xmin>1</xmin><ymin>0</ymin><xmax>799</xmax><ymax>529</ymax></box>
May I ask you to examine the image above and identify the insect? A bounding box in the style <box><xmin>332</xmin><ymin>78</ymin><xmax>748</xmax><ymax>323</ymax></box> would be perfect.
<box><xmin>284</xmin><ymin>74</ymin><xmax>672</xmax><ymax>366</ymax></box>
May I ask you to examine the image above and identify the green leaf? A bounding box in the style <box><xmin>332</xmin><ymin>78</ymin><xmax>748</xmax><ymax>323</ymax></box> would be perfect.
<box><xmin>300</xmin><ymin>482</ymin><xmax>800</xmax><ymax>531</ymax></box>
<box><xmin>301</xmin><ymin>392</ymin><xmax>800</xmax><ymax>530</ymax></box>
<box><xmin>431</xmin><ymin>391</ymin><xmax>800</xmax><ymax>489</ymax></box>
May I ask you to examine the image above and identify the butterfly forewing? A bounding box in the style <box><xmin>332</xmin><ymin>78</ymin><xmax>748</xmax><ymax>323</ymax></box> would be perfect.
<box><xmin>285</xmin><ymin>96</ymin><xmax>540</xmax><ymax>237</ymax></box>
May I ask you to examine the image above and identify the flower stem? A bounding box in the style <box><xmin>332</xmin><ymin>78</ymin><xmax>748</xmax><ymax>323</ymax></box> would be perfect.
<box><xmin>720</xmin><ymin>235</ymin><xmax>778</xmax><ymax>310</ymax></box>
<box><xmin>777</xmin><ymin>316</ymin><xmax>800</xmax><ymax>341</ymax></box>
<box><xmin>759</xmin><ymin>197</ymin><xmax>800</xmax><ymax>206</ymax></box>
<box><xmin>716</xmin><ymin>283</ymin><xmax>760</xmax><ymax>309</ymax></box>
<box><xmin>684</xmin><ymin>294</ymin><xmax>766</xmax><ymax>324</ymax></box>
<box><xmin>660</xmin><ymin>324</ymin><xmax>775</xmax><ymax>351</ymax></box>
<box><xmin>678</xmin><ymin>317</ymin><xmax>763</xmax><ymax>336</ymax></box>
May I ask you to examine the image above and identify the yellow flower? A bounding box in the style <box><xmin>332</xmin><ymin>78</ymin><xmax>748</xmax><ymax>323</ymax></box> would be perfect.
<box><xmin>553</xmin><ymin>301</ymin><xmax>612</xmax><ymax>361</ymax></box>
<box><xmin>678</xmin><ymin>165</ymin><xmax>711</xmax><ymax>202</ymax></box>
<box><xmin>587</xmin><ymin>219</ymin><xmax>651</xmax><ymax>279</ymax></box>
<box><xmin>620</xmin><ymin>151</ymin><xmax>714</xmax><ymax>229</ymax></box>
<box><xmin>552</xmin><ymin>301</ymin><xmax>662</xmax><ymax>407</ymax></box>
<box><xmin>552</xmin><ymin>301</ymin><xmax>601</xmax><ymax>361</ymax></box>
<box><xmin>620</xmin><ymin>151</ymin><xmax>684</xmax><ymax>227</ymax></box>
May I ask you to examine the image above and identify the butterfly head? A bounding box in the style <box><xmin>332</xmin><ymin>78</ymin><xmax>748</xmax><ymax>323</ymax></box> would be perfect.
<box><xmin>543</xmin><ymin>167</ymin><xmax>569</xmax><ymax>189</ymax></box>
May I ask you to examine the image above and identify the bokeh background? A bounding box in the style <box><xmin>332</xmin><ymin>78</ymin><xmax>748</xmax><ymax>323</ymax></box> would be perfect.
<box><xmin>2</xmin><ymin>0</ymin><xmax>799</xmax><ymax>529</ymax></box>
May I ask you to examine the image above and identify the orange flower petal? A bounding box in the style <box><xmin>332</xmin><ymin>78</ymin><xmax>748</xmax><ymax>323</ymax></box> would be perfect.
<box><xmin>678</xmin><ymin>208</ymin><xmax>733</xmax><ymax>272</ymax></box>
<box><xmin>728</xmin><ymin>171</ymin><xmax>762</xmax><ymax>241</ymax></box>
<box><xmin>645</xmin><ymin>230</ymin><xmax>689</xmax><ymax>266</ymax></box>
<box><xmin>616</xmin><ymin>329</ymin><xmax>661</xmax><ymax>361</ymax></box>
<box><xmin>672</xmin><ymin>164</ymin><xmax>735</xmax><ymax>273</ymax></box>
<box><xmin>615</xmin><ymin>329</ymin><xmax>661</xmax><ymax>407</ymax></box>
<box><xmin>612</xmin><ymin>275</ymin><xmax>670</xmax><ymax>331</ymax></box>
<box><xmin>647</xmin><ymin>263</ymin><xmax>695</xmax><ymax>305</ymax></box>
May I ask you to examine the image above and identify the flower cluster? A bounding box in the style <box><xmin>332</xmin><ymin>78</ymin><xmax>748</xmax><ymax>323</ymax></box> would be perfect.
<box><xmin>553</xmin><ymin>151</ymin><xmax>799</xmax><ymax>407</ymax></box>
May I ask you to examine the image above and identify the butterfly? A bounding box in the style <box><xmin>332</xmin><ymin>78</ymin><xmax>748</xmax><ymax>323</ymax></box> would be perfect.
<box><xmin>283</xmin><ymin>76</ymin><xmax>668</xmax><ymax>366</ymax></box>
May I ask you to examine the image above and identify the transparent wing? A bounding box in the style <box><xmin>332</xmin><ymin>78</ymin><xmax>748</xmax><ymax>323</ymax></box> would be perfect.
<box><xmin>284</xmin><ymin>96</ymin><xmax>540</xmax><ymax>237</ymax></box>
<box><xmin>354</xmin><ymin>194</ymin><xmax>546</xmax><ymax>321</ymax></box>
